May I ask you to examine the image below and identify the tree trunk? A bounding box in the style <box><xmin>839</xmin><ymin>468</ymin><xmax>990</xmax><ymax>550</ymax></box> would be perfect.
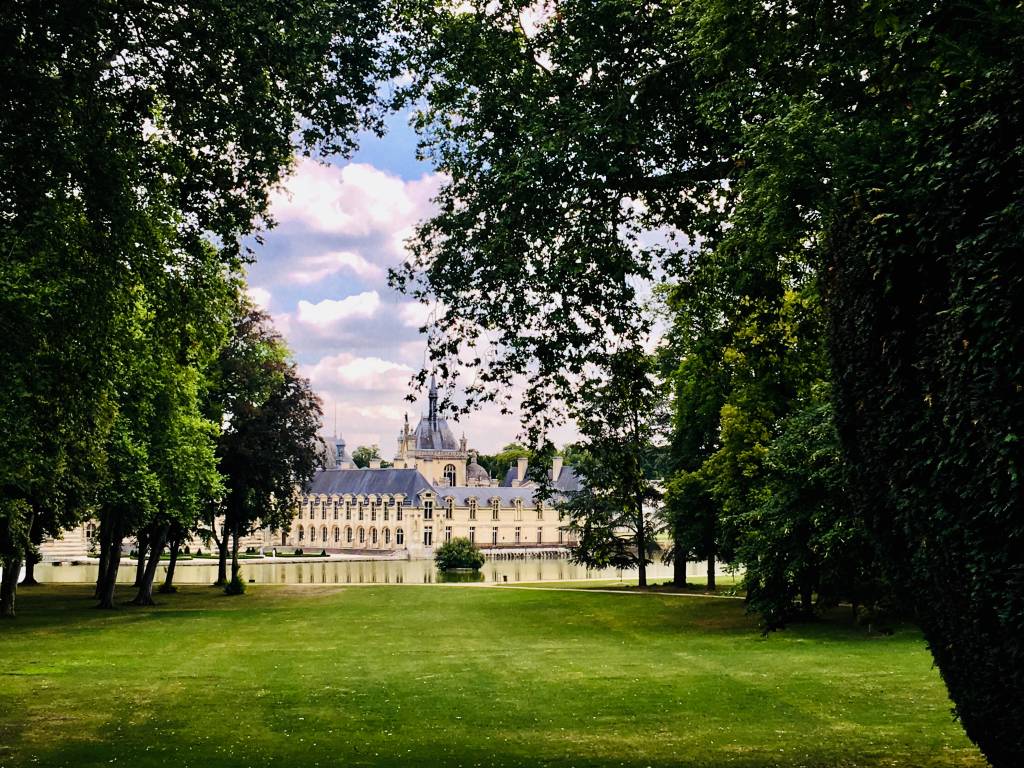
<box><xmin>131</xmin><ymin>524</ymin><xmax>168</xmax><ymax>606</ymax></box>
<box><xmin>20</xmin><ymin>515</ymin><xmax>40</xmax><ymax>586</ymax></box>
<box><xmin>20</xmin><ymin>549</ymin><xmax>38</xmax><ymax>586</ymax></box>
<box><xmin>230</xmin><ymin>521</ymin><xmax>241</xmax><ymax>585</ymax></box>
<box><xmin>159</xmin><ymin>536</ymin><xmax>181</xmax><ymax>593</ymax></box>
<box><xmin>94</xmin><ymin>533</ymin><xmax>108</xmax><ymax>600</ymax></box>
<box><xmin>800</xmin><ymin>575</ymin><xmax>814</xmax><ymax>617</ymax></box>
<box><xmin>1</xmin><ymin>557</ymin><xmax>21</xmax><ymax>617</ymax></box>
<box><xmin>215</xmin><ymin>526</ymin><xmax>227</xmax><ymax>586</ymax></box>
<box><xmin>635</xmin><ymin>512</ymin><xmax>647</xmax><ymax>588</ymax></box>
<box><xmin>672</xmin><ymin>527</ymin><xmax>687</xmax><ymax>587</ymax></box>
<box><xmin>96</xmin><ymin>519</ymin><xmax>124</xmax><ymax>610</ymax></box>
<box><xmin>133</xmin><ymin>532</ymin><xmax>148</xmax><ymax>588</ymax></box>
<box><xmin>707</xmin><ymin>551</ymin><xmax>716</xmax><ymax>591</ymax></box>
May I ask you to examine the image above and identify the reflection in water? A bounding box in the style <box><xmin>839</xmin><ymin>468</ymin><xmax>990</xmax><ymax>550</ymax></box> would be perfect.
<box><xmin>34</xmin><ymin>556</ymin><xmax>678</xmax><ymax>586</ymax></box>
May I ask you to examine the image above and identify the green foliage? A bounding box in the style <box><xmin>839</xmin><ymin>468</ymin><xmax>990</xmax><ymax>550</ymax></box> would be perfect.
<box><xmin>395</xmin><ymin>3</ymin><xmax>1023</xmax><ymax>761</ymax></box>
<box><xmin>732</xmin><ymin>391</ymin><xmax>889</xmax><ymax>628</ymax></box>
<box><xmin>2</xmin><ymin>0</ymin><xmax>391</xmax><ymax>613</ymax></box>
<box><xmin>559</xmin><ymin>349</ymin><xmax>664</xmax><ymax>586</ymax></box>
<box><xmin>475</xmin><ymin>443</ymin><xmax>531</xmax><ymax>480</ymax></box>
<box><xmin>823</xmin><ymin>16</ymin><xmax>1024</xmax><ymax>762</ymax></box>
<box><xmin>205</xmin><ymin>303</ymin><xmax>323</xmax><ymax>583</ymax></box>
<box><xmin>434</xmin><ymin>537</ymin><xmax>485</xmax><ymax>571</ymax></box>
<box><xmin>351</xmin><ymin>445</ymin><xmax>392</xmax><ymax>468</ymax></box>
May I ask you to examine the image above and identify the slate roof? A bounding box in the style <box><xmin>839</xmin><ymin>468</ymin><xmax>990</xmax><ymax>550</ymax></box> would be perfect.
<box><xmin>412</xmin><ymin>416</ymin><xmax>460</xmax><ymax>451</ymax></box>
<box><xmin>305</xmin><ymin>468</ymin><xmax>434</xmax><ymax>501</ymax></box>
<box><xmin>432</xmin><ymin>486</ymin><xmax>537</xmax><ymax>505</ymax></box>
<box><xmin>501</xmin><ymin>464</ymin><xmax>581</xmax><ymax>492</ymax></box>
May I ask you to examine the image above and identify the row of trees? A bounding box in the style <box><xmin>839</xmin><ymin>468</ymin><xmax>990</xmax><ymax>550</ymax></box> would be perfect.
<box><xmin>1</xmin><ymin>0</ymin><xmax>393</xmax><ymax>616</ymax></box>
<box><xmin>391</xmin><ymin>2</ymin><xmax>1022</xmax><ymax>765</ymax></box>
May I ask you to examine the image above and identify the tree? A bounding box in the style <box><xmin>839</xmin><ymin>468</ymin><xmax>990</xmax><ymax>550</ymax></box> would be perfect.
<box><xmin>395</xmin><ymin>4</ymin><xmax>1023</xmax><ymax>761</ymax></box>
<box><xmin>2</xmin><ymin>0</ymin><xmax>392</xmax><ymax>617</ymax></box>
<box><xmin>558</xmin><ymin>349</ymin><xmax>663</xmax><ymax>587</ymax></box>
<box><xmin>352</xmin><ymin>445</ymin><xmax>392</xmax><ymax>468</ymax></box>
<box><xmin>207</xmin><ymin>305</ymin><xmax>323</xmax><ymax>593</ymax></box>
<box><xmin>434</xmin><ymin>537</ymin><xmax>485</xmax><ymax>570</ymax></box>
<box><xmin>822</xmin><ymin>21</ymin><xmax>1024</xmax><ymax>761</ymax></box>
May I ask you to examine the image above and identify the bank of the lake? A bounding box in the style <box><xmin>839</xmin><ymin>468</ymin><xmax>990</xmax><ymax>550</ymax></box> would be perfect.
<box><xmin>0</xmin><ymin>584</ymin><xmax>984</xmax><ymax>768</ymax></box>
<box><xmin>31</xmin><ymin>555</ymin><xmax>687</xmax><ymax>586</ymax></box>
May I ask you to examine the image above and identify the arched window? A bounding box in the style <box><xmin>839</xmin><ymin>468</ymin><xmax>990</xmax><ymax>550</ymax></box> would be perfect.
<box><xmin>298</xmin><ymin>525</ymin><xmax>305</xmax><ymax>541</ymax></box>
<box><xmin>333</xmin><ymin>527</ymin><xmax>340</xmax><ymax>543</ymax></box>
<box><xmin>384</xmin><ymin>528</ymin><xmax>391</xmax><ymax>544</ymax></box>
<box><xmin>371</xmin><ymin>528</ymin><xmax>378</xmax><ymax>545</ymax></box>
<box><xmin>358</xmin><ymin>527</ymin><xmax>365</xmax><ymax>544</ymax></box>
<box><xmin>443</xmin><ymin>463</ymin><xmax>457</xmax><ymax>486</ymax></box>
<box><xmin>396</xmin><ymin>528</ymin><xmax>405</xmax><ymax>546</ymax></box>
<box><xmin>310</xmin><ymin>527</ymin><xmax>317</xmax><ymax>542</ymax></box>
<box><xmin>321</xmin><ymin>525</ymin><xmax>328</xmax><ymax>542</ymax></box>
<box><xmin>346</xmin><ymin>527</ymin><xmax>353</xmax><ymax>543</ymax></box>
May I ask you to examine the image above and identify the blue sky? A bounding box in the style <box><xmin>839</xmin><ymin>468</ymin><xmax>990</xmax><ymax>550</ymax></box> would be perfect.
<box><xmin>245</xmin><ymin>112</ymin><xmax>580</xmax><ymax>456</ymax></box>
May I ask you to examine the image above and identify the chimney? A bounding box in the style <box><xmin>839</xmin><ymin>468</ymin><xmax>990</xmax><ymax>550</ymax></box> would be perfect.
<box><xmin>516</xmin><ymin>456</ymin><xmax>528</xmax><ymax>486</ymax></box>
<box><xmin>369</xmin><ymin>458</ymin><xmax>382</xmax><ymax>469</ymax></box>
<box><xmin>551</xmin><ymin>456</ymin><xmax>564</xmax><ymax>482</ymax></box>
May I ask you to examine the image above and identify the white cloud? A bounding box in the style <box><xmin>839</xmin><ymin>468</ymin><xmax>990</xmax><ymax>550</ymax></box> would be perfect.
<box><xmin>398</xmin><ymin>301</ymin><xmax>437</xmax><ymax>329</ymax></box>
<box><xmin>269</xmin><ymin>160</ymin><xmax>442</xmax><ymax>262</ymax></box>
<box><xmin>297</xmin><ymin>291</ymin><xmax>381</xmax><ymax>329</ymax></box>
<box><xmin>289</xmin><ymin>250</ymin><xmax>383</xmax><ymax>284</ymax></box>
<box><xmin>305</xmin><ymin>352</ymin><xmax>414</xmax><ymax>393</ymax></box>
<box><xmin>247</xmin><ymin>285</ymin><xmax>272</xmax><ymax>309</ymax></box>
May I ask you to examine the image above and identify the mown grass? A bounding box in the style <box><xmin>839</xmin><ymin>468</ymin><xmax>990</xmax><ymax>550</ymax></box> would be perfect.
<box><xmin>0</xmin><ymin>584</ymin><xmax>985</xmax><ymax>768</ymax></box>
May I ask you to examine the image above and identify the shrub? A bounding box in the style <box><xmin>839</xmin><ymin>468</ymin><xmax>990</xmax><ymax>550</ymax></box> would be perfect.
<box><xmin>295</xmin><ymin>548</ymin><xmax>303</xmax><ymax>556</ymax></box>
<box><xmin>434</xmin><ymin>537</ymin><xmax>485</xmax><ymax>571</ymax></box>
<box><xmin>195</xmin><ymin>548</ymin><xmax>202</xmax><ymax>556</ymax></box>
<box><xmin>183</xmin><ymin>546</ymin><xmax>190</xmax><ymax>555</ymax></box>
<box><xmin>319</xmin><ymin>549</ymin><xmax>327</xmax><ymax>557</ymax></box>
<box><xmin>224</xmin><ymin>573</ymin><xmax>246</xmax><ymax>595</ymax></box>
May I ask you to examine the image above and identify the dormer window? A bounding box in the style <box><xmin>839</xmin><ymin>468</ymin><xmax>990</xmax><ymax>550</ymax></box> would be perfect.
<box><xmin>423</xmin><ymin>499</ymin><xmax>433</xmax><ymax>520</ymax></box>
<box><xmin>468</xmin><ymin>498</ymin><xmax>477</xmax><ymax>520</ymax></box>
<box><xmin>491</xmin><ymin>498</ymin><xmax>500</xmax><ymax>520</ymax></box>
<box><xmin>446</xmin><ymin>498</ymin><xmax>454</xmax><ymax>519</ymax></box>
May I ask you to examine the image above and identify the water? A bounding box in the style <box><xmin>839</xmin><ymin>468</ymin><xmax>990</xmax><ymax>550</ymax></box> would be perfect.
<box><xmin>33</xmin><ymin>556</ymin><xmax>685</xmax><ymax>586</ymax></box>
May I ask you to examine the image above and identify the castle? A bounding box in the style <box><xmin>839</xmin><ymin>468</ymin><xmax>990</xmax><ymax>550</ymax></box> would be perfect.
<box><xmin>40</xmin><ymin>376</ymin><xmax>579</xmax><ymax>561</ymax></box>
<box><xmin>279</xmin><ymin>375</ymin><xmax>579</xmax><ymax>557</ymax></box>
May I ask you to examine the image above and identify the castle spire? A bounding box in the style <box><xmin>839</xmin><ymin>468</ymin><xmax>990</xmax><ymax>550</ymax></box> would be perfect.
<box><xmin>428</xmin><ymin>373</ymin><xmax>438</xmax><ymax>428</ymax></box>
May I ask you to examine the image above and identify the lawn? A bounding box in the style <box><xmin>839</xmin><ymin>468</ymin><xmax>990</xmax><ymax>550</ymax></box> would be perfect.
<box><xmin>0</xmin><ymin>584</ymin><xmax>985</xmax><ymax>768</ymax></box>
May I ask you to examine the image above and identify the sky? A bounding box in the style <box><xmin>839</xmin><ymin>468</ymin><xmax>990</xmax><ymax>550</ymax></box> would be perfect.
<box><xmin>245</xmin><ymin>111</ymin><xmax>579</xmax><ymax>456</ymax></box>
